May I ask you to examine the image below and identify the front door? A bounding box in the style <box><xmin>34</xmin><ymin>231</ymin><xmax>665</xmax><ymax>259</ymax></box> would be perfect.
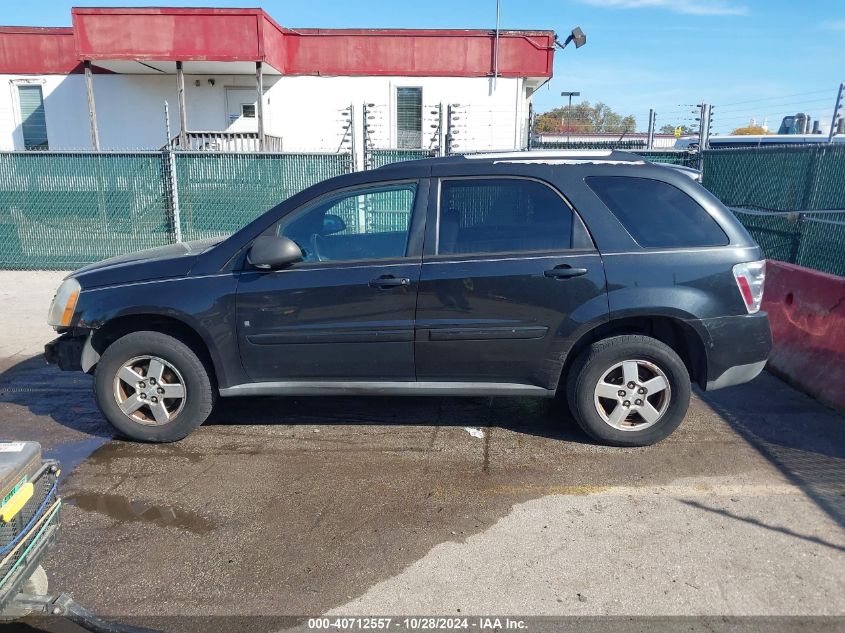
<box><xmin>226</xmin><ymin>88</ymin><xmax>259</xmax><ymax>132</ymax></box>
<box><xmin>236</xmin><ymin>180</ymin><xmax>427</xmax><ymax>382</ymax></box>
<box><xmin>415</xmin><ymin>176</ymin><xmax>607</xmax><ymax>389</ymax></box>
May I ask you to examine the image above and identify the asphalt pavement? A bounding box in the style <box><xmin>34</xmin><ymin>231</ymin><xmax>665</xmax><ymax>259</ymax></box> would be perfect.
<box><xmin>0</xmin><ymin>271</ymin><xmax>843</xmax><ymax>631</ymax></box>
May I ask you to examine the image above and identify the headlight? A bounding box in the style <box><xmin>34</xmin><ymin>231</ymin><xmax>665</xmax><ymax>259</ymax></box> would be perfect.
<box><xmin>47</xmin><ymin>278</ymin><xmax>81</xmax><ymax>328</ymax></box>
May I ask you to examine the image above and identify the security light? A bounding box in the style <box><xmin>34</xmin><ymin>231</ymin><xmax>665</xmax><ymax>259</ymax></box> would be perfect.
<box><xmin>557</xmin><ymin>27</ymin><xmax>587</xmax><ymax>50</ymax></box>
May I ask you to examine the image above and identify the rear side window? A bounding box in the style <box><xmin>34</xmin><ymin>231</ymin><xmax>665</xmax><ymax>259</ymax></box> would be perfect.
<box><xmin>438</xmin><ymin>178</ymin><xmax>573</xmax><ymax>255</ymax></box>
<box><xmin>586</xmin><ymin>176</ymin><xmax>728</xmax><ymax>248</ymax></box>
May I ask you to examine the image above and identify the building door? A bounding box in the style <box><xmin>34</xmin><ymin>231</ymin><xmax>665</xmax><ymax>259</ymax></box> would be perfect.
<box><xmin>226</xmin><ymin>88</ymin><xmax>259</xmax><ymax>132</ymax></box>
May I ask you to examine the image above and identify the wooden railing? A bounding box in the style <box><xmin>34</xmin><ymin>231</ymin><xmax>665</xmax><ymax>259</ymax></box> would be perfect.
<box><xmin>168</xmin><ymin>131</ymin><xmax>284</xmax><ymax>152</ymax></box>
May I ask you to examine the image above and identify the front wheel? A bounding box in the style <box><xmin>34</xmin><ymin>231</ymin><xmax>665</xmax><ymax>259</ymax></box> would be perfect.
<box><xmin>565</xmin><ymin>335</ymin><xmax>691</xmax><ymax>446</ymax></box>
<box><xmin>94</xmin><ymin>331</ymin><xmax>216</xmax><ymax>442</ymax></box>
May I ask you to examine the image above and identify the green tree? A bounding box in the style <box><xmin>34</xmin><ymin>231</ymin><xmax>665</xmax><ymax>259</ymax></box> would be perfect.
<box><xmin>534</xmin><ymin>101</ymin><xmax>637</xmax><ymax>134</ymax></box>
<box><xmin>731</xmin><ymin>125</ymin><xmax>769</xmax><ymax>135</ymax></box>
<box><xmin>659</xmin><ymin>123</ymin><xmax>694</xmax><ymax>135</ymax></box>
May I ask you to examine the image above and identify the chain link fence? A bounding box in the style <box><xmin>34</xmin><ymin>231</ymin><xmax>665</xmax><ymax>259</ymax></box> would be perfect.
<box><xmin>701</xmin><ymin>144</ymin><xmax>845</xmax><ymax>277</ymax></box>
<box><xmin>0</xmin><ymin>151</ymin><xmax>352</xmax><ymax>269</ymax></box>
<box><xmin>365</xmin><ymin>149</ymin><xmax>436</xmax><ymax>170</ymax></box>
<box><xmin>1</xmin><ymin>140</ymin><xmax>844</xmax><ymax>276</ymax></box>
<box><xmin>175</xmin><ymin>152</ymin><xmax>352</xmax><ymax>242</ymax></box>
<box><xmin>0</xmin><ymin>152</ymin><xmax>172</xmax><ymax>270</ymax></box>
<box><xmin>702</xmin><ymin>144</ymin><xmax>845</xmax><ymax>211</ymax></box>
<box><xmin>728</xmin><ymin>208</ymin><xmax>845</xmax><ymax>277</ymax></box>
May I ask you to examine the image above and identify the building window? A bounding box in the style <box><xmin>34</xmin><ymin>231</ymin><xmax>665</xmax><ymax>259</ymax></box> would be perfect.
<box><xmin>241</xmin><ymin>104</ymin><xmax>256</xmax><ymax>118</ymax></box>
<box><xmin>17</xmin><ymin>85</ymin><xmax>48</xmax><ymax>150</ymax></box>
<box><xmin>396</xmin><ymin>87</ymin><xmax>422</xmax><ymax>149</ymax></box>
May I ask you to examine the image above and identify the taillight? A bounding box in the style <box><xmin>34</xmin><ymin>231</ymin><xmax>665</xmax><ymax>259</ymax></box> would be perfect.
<box><xmin>732</xmin><ymin>260</ymin><xmax>766</xmax><ymax>314</ymax></box>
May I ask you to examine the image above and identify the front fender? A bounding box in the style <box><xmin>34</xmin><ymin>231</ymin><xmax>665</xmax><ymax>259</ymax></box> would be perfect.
<box><xmin>73</xmin><ymin>273</ymin><xmax>245</xmax><ymax>389</ymax></box>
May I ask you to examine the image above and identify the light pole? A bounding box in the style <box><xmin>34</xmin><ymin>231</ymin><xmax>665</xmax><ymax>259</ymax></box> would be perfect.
<box><xmin>561</xmin><ymin>91</ymin><xmax>580</xmax><ymax>143</ymax></box>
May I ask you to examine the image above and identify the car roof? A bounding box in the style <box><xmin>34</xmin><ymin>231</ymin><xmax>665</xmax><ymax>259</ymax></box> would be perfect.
<box><xmin>378</xmin><ymin>149</ymin><xmax>647</xmax><ymax>170</ymax></box>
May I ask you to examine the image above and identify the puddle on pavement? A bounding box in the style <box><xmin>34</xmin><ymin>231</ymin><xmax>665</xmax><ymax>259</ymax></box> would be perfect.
<box><xmin>44</xmin><ymin>436</ymin><xmax>110</xmax><ymax>481</ymax></box>
<box><xmin>84</xmin><ymin>440</ymin><xmax>204</xmax><ymax>465</ymax></box>
<box><xmin>65</xmin><ymin>492</ymin><xmax>215</xmax><ymax>535</ymax></box>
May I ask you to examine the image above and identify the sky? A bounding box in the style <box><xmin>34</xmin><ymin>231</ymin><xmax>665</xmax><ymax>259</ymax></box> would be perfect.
<box><xmin>7</xmin><ymin>0</ymin><xmax>844</xmax><ymax>135</ymax></box>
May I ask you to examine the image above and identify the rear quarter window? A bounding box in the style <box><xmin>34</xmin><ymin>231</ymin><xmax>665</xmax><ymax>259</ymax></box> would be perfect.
<box><xmin>585</xmin><ymin>176</ymin><xmax>728</xmax><ymax>248</ymax></box>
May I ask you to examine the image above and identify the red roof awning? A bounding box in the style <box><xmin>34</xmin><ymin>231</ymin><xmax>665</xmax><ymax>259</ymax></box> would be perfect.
<box><xmin>0</xmin><ymin>7</ymin><xmax>555</xmax><ymax>78</ymax></box>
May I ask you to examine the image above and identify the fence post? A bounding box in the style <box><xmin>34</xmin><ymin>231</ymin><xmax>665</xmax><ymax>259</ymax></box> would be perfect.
<box><xmin>164</xmin><ymin>101</ymin><xmax>182</xmax><ymax>243</ymax></box>
<box><xmin>342</xmin><ymin>104</ymin><xmax>361</xmax><ymax>172</ymax></box>
<box><xmin>445</xmin><ymin>104</ymin><xmax>454</xmax><ymax>155</ymax></box>
<box><xmin>362</xmin><ymin>103</ymin><xmax>373</xmax><ymax>169</ymax></box>
<box><xmin>438</xmin><ymin>102</ymin><xmax>446</xmax><ymax>156</ymax></box>
<box><xmin>647</xmin><ymin>109</ymin><xmax>655</xmax><ymax>149</ymax></box>
<box><xmin>828</xmin><ymin>83</ymin><xmax>844</xmax><ymax>143</ymax></box>
<box><xmin>527</xmin><ymin>102</ymin><xmax>534</xmax><ymax>150</ymax></box>
<box><xmin>697</xmin><ymin>103</ymin><xmax>712</xmax><ymax>150</ymax></box>
<box><xmin>788</xmin><ymin>213</ymin><xmax>803</xmax><ymax>265</ymax></box>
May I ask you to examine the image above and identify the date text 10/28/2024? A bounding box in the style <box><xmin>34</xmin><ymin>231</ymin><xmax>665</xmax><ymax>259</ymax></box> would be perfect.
<box><xmin>308</xmin><ymin>618</ymin><xmax>528</xmax><ymax>630</ymax></box>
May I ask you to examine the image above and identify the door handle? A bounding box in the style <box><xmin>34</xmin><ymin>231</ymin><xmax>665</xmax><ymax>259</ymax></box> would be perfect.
<box><xmin>544</xmin><ymin>265</ymin><xmax>588</xmax><ymax>279</ymax></box>
<box><xmin>369</xmin><ymin>275</ymin><xmax>411</xmax><ymax>289</ymax></box>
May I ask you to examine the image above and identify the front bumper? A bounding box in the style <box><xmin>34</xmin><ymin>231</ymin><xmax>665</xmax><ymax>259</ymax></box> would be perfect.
<box><xmin>44</xmin><ymin>333</ymin><xmax>83</xmax><ymax>371</ymax></box>
<box><xmin>45</xmin><ymin>332</ymin><xmax>99</xmax><ymax>372</ymax></box>
<box><xmin>691</xmin><ymin>312</ymin><xmax>772</xmax><ymax>391</ymax></box>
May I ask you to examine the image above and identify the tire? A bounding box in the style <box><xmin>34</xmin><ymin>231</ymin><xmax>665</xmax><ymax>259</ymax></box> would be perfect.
<box><xmin>565</xmin><ymin>335</ymin><xmax>691</xmax><ymax>447</ymax></box>
<box><xmin>94</xmin><ymin>331</ymin><xmax>216</xmax><ymax>442</ymax></box>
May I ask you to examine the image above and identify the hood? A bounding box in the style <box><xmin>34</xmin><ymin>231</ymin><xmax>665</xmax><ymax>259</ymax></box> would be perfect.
<box><xmin>72</xmin><ymin>237</ymin><xmax>225</xmax><ymax>289</ymax></box>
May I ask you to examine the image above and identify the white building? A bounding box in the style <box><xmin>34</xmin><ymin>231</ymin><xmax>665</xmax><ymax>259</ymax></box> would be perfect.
<box><xmin>0</xmin><ymin>7</ymin><xmax>555</xmax><ymax>161</ymax></box>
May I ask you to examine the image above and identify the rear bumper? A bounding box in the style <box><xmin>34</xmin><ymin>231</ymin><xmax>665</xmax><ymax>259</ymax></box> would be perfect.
<box><xmin>692</xmin><ymin>312</ymin><xmax>772</xmax><ymax>391</ymax></box>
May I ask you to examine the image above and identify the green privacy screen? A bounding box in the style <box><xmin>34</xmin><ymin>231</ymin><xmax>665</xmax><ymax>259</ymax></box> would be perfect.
<box><xmin>1</xmin><ymin>145</ymin><xmax>843</xmax><ymax>274</ymax></box>
<box><xmin>366</xmin><ymin>149</ymin><xmax>436</xmax><ymax>169</ymax></box>
<box><xmin>175</xmin><ymin>153</ymin><xmax>351</xmax><ymax>242</ymax></box>
<box><xmin>0</xmin><ymin>151</ymin><xmax>351</xmax><ymax>269</ymax></box>
<box><xmin>0</xmin><ymin>152</ymin><xmax>172</xmax><ymax>270</ymax></box>
<box><xmin>702</xmin><ymin>144</ymin><xmax>845</xmax><ymax>211</ymax></box>
<box><xmin>702</xmin><ymin>144</ymin><xmax>845</xmax><ymax>277</ymax></box>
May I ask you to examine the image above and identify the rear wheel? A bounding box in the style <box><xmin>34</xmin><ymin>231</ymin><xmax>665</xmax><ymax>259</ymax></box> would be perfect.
<box><xmin>94</xmin><ymin>331</ymin><xmax>215</xmax><ymax>442</ymax></box>
<box><xmin>565</xmin><ymin>335</ymin><xmax>690</xmax><ymax>446</ymax></box>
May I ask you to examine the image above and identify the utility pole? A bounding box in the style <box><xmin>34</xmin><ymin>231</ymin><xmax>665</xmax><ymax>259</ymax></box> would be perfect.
<box><xmin>561</xmin><ymin>91</ymin><xmax>580</xmax><ymax>144</ymax></box>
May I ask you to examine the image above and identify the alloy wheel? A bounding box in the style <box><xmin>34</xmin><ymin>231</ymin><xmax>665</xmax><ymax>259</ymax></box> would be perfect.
<box><xmin>593</xmin><ymin>359</ymin><xmax>671</xmax><ymax>431</ymax></box>
<box><xmin>112</xmin><ymin>355</ymin><xmax>186</xmax><ymax>426</ymax></box>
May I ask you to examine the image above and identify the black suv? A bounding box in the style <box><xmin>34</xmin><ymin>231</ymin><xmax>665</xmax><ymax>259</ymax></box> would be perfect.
<box><xmin>45</xmin><ymin>151</ymin><xmax>771</xmax><ymax>446</ymax></box>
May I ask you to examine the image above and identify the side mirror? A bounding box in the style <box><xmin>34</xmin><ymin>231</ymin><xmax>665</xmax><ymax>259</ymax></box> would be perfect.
<box><xmin>322</xmin><ymin>213</ymin><xmax>347</xmax><ymax>235</ymax></box>
<box><xmin>247</xmin><ymin>235</ymin><xmax>303</xmax><ymax>270</ymax></box>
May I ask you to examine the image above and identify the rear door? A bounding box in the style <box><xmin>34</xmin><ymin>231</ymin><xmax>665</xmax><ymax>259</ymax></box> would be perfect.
<box><xmin>414</xmin><ymin>175</ymin><xmax>607</xmax><ymax>390</ymax></box>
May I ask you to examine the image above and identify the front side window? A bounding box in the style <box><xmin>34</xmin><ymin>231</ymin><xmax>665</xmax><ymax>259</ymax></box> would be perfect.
<box><xmin>396</xmin><ymin>87</ymin><xmax>422</xmax><ymax>149</ymax></box>
<box><xmin>279</xmin><ymin>183</ymin><xmax>417</xmax><ymax>263</ymax></box>
<box><xmin>586</xmin><ymin>176</ymin><xmax>728</xmax><ymax>248</ymax></box>
<box><xmin>17</xmin><ymin>85</ymin><xmax>48</xmax><ymax>150</ymax></box>
<box><xmin>437</xmin><ymin>178</ymin><xmax>574</xmax><ymax>255</ymax></box>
